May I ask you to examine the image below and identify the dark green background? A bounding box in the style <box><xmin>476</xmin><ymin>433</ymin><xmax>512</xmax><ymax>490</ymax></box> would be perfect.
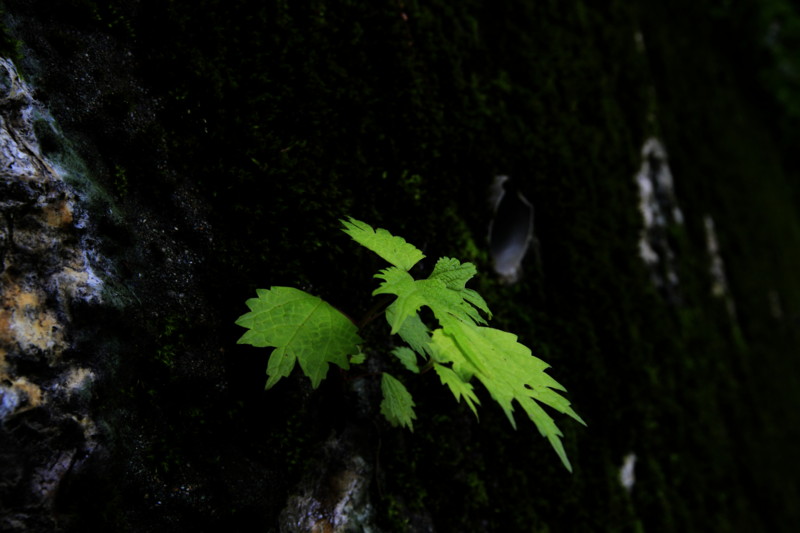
<box><xmin>2</xmin><ymin>0</ymin><xmax>800</xmax><ymax>531</ymax></box>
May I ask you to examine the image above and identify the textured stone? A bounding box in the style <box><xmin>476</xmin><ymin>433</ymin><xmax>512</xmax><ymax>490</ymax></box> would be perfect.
<box><xmin>279</xmin><ymin>429</ymin><xmax>376</xmax><ymax>533</ymax></box>
<box><xmin>0</xmin><ymin>57</ymin><xmax>103</xmax><ymax>531</ymax></box>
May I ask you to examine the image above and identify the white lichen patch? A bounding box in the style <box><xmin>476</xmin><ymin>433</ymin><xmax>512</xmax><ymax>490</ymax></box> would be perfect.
<box><xmin>619</xmin><ymin>452</ymin><xmax>637</xmax><ymax>492</ymax></box>
<box><xmin>635</xmin><ymin>138</ymin><xmax>683</xmax><ymax>296</ymax></box>
<box><xmin>0</xmin><ymin>59</ymin><xmax>58</xmax><ymax>181</ymax></box>
<box><xmin>280</xmin><ymin>436</ymin><xmax>377</xmax><ymax>533</ymax></box>
<box><xmin>0</xmin><ymin>384</ymin><xmax>19</xmax><ymax>419</ymax></box>
<box><xmin>703</xmin><ymin>215</ymin><xmax>738</xmax><ymax>321</ymax></box>
<box><xmin>52</xmin><ymin>260</ymin><xmax>104</xmax><ymax>306</ymax></box>
<box><xmin>63</xmin><ymin>367</ymin><xmax>95</xmax><ymax>396</ymax></box>
<box><xmin>282</xmin><ymin>457</ymin><xmax>375</xmax><ymax>533</ymax></box>
<box><xmin>0</xmin><ymin>125</ymin><xmax>40</xmax><ymax>180</ymax></box>
<box><xmin>329</xmin><ymin>456</ymin><xmax>373</xmax><ymax>531</ymax></box>
<box><xmin>30</xmin><ymin>449</ymin><xmax>77</xmax><ymax>506</ymax></box>
<box><xmin>0</xmin><ymin>377</ymin><xmax>44</xmax><ymax>419</ymax></box>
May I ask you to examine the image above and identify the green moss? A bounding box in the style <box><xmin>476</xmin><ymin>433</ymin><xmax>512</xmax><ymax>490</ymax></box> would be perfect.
<box><xmin>0</xmin><ymin>9</ymin><xmax>22</xmax><ymax>62</ymax></box>
<box><xmin>32</xmin><ymin>117</ymin><xmax>65</xmax><ymax>156</ymax></box>
<box><xmin>111</xmin><ymin>163</ymin><xmax>129</xmax><ymax>199</ymax></box>
<box><xmin>155</xmin><ymin>315</ymin><xmax>186</xmax><ymax>369</ymax></box>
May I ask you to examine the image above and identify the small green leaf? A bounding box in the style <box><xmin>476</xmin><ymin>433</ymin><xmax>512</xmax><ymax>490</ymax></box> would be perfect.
<box><xmin>434</xmin><ymin>363</ymin><xmax>480</xmax><ymax>417</ymax></box>
<box><xmin>386</xmin><ymin>303</ymin><xmax>432</xmax><ymax>356</ymax></box>
<box><xmin>375</xmin><ymin>257</ymin><xmax>490</xmax><ymax>334</ymax></box>
<box><xmin>380</xmin><ymin>372</ymin><xmax>417</xmax><ymax>430</ymax></box>
<box><xmin>391</xmin><ymin>346</ymin><xmax>420</xmax><ymax>373</ymax></box>
<box><xmin>341</xmin><ymin>217</ymin><xmax>425</xmax><ymax>271</ymax></box>
<box><xmin>429</xmin><ymin>258</ymin><xmax>491</xmax><ymax>320</ymax></box>
<box><xmin>236</xmin><ymin>287</ymin><xmax>363</xmax><ymax>389</ymax></box>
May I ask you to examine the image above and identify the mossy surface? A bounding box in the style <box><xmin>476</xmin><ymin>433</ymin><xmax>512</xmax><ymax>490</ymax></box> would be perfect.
<box><xmin>2</xmin><ymin>0</ymin><xmax>800</xmax><ymax>531</ymax></box>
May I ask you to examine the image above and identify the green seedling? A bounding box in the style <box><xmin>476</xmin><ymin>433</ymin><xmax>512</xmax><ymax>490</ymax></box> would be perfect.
<box><xmin>236</xmin><ymin>217</ymin><xmax>584</xmax><ymax>470</ymax></box>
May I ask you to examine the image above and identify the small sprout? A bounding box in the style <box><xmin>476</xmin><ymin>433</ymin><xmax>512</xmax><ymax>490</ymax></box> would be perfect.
<box><xmin>237</xmin><ymin>218</ymin><xmax>582</xmax><ymax>470</ymax></box>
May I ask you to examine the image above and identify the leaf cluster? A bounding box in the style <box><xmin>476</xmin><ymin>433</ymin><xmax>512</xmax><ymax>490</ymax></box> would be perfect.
<box><xmin>236</xmin><ymin>218</ymin><xmax>584</xmax><ymax>470</ymax></box>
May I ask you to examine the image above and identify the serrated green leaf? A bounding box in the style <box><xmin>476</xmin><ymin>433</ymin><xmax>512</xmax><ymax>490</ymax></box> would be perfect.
<box><xmin>430</xmin><ymin>319</ymin><xmax>584</xmax><ymax>472</ymax></box>
<box><xmin>380</xmin><ymin>372</ymin><xmax>416</xmax><ymax>430</ymax></box>
<box><xmin>236</xmin><ymin>286</ymin><xmax>363</xmax><ymax>389</ymax></box>
<box><xmin>386</xmin><ymin>303</ymin><xmax>432</xmax><ymax>357</ymax></box>
<box><xmin>391</xmin><ymin>346</ymin><xmax>420</xmax><ymax>373</ymax></box>
<box><xmin>341</xmin><ymin>217</ymin><xmax>425</xmax><ymax>271</ymax></box>
<box><xmin>375</xmin><ymin>257</ymin><xmax>491</xmax><ymax>334</ymax></box>
<box><xmin>434</xmin><ymin>363</ymin><xmax>480</xmax><ymax>417</ymax></box>
<box><xmin>429</xmin><ymin>258</ymin><xmax>491</xmax><ymax>319</ymax></box>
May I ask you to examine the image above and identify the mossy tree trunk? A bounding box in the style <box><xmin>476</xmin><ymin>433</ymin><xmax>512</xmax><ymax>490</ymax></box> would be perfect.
<box><xmin>1</xmin><ymin>1</ymin><xmax>800</xmax><ymax>532</ymax></box>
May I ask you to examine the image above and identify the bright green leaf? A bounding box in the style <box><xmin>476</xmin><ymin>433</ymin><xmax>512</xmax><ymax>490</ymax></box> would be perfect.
<box><xmin>341</xmin><ymin>217</ymin><xmax>425</xmax><ymax>271</ymax></box>
<box><xmin>391</xmin><ymin>346</ymin><xmax>420</xmax><ymax>373</ymax></box>
<box><xmin>380</xmin><ymin>372</ymin><xmax>416</xmax><ymax>430</ymax></box>
<box><xmin>431</xmin><ymin>319</ymin><xmax>585</xmax><ymax>472</ymax></box>
<box><xmin>375</xmin><ymin>257</ymin><xmax>491</xmax><ymax>334</ymax></box>
<box><xmin>434</xmin><ymin>363</ymin><xmax>480</xmax><ymax>417</ymax></box>
<box><xmin>236</xmin><ymin>287</ymin><xmax>363</xmax><ymax>389</ymax></box>
<box><xmin>350</xmin><ymin>351</ymin><xmax>366</xmax><ymax>365</ymax></box>
<box><xmin>386</xmin><ymin>303</ymin><xmax>432</xmax><ymax>357</ymax></box>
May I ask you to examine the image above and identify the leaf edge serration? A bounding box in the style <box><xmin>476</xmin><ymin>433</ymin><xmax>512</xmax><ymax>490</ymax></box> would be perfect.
<box><xmin>235</xmin><ymin>286</ymin><xmax>363</xmax><ymax>390</ymax></box>
<box><xmin>341</xmin><ymin>217</ymin><xmax>425</xmax><ymax>271</ymax></box>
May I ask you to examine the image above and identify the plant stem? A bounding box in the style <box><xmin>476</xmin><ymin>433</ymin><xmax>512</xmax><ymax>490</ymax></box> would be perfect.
<box><xmin>357</xmin><ymin>295</ymin><xmax>394</xmax><ymax>330</ymax></box>
<box><xmin>419</xmin><ymin>360</ymin><xmax>434</xmax><ymax>374</ymax></box>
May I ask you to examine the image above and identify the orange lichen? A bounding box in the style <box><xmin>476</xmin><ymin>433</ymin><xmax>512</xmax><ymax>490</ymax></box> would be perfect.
<box><xmin>310</xmin><ymin>519</ymin><xmax>334</xmax><ymax>533</ymax></box>
<box><xmin>57</xmin><ymin>266</ymin><xmax>90</xmax><ymax>295</ymax></box>
<box><xmin>1</xmin><ymin>280</ymin><xmax>66</xmax><ymax>355</ymax></box>
<box><xmin>14</xmin><ymin>289</ymin><xmax>41</xmax><ymax>309</ymax></box>
<box><xmin>10</xmin><ymin>376</ymin><xmax>43</xmax><ymax>410</ymax></box>
<box><xmin>0</xmin><ymin>309</ymin><xmax>11</xmax><ymax>346</ymax></box>
<box><xmin>0</xmin><ymin>376</ymin><xmax>45</xmax><ymax>418</ymax></box>
<box><xmin>43</xmin><ymin>199</ymin><xmax>74</xmax><ymax>228</ymax></box>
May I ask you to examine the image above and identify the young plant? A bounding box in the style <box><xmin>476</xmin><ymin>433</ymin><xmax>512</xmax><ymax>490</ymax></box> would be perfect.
<box><xmin>236</xmin><ymin>218</ymin><xmax>584</xmax><ymax>470</ymax></box>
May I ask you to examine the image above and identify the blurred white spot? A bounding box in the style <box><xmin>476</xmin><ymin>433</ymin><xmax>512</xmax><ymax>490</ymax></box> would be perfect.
<box><xmin>619</xmin><ymin>452</ymin><xmax>637</xmax><ymax>492</ymax></box>
<box><xmin>703</xmin><ymin>215</ymin><xmax>738</xmax><ymax>322</ymax></box>
<box><xmin>488</xmin><ymin>175</ymin><xmax>535</xmax><ymax>284</ymax></box>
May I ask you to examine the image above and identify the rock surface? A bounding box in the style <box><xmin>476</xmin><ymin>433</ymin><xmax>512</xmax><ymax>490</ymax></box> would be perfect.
<box><xmin>0</xmin><ymin>58</ymin><xmax>102</xmax><ymax>532</ymax></box>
